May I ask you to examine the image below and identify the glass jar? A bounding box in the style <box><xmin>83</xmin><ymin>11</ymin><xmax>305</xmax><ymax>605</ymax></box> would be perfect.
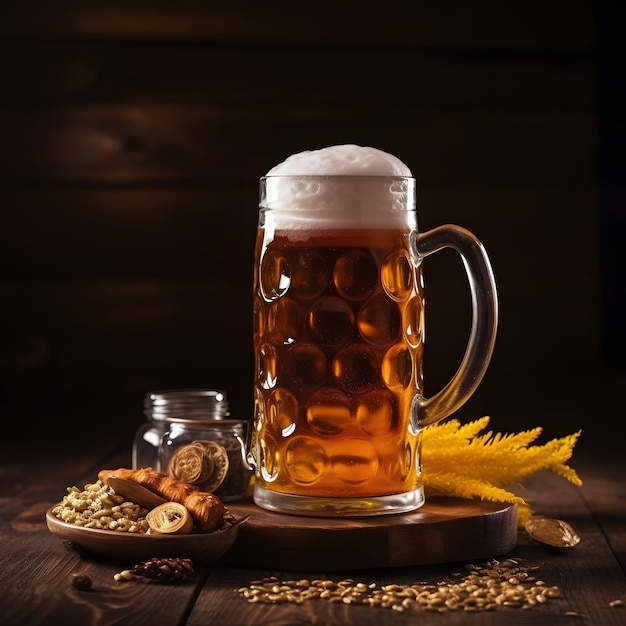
<box><xmin>132</xmin><ymin>388</ymin><xmax>231</xmax><ymax>471</ymax></box>
<box><xmin>160</xmin><ymin>417</ymin><xmax>251</xmax><ymax>502</ymax></box>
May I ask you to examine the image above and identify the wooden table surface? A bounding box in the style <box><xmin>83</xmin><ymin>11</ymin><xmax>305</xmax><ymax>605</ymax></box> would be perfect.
<box><xmin>1</xmin><ymin>427</ymin><xmax>625</xmax><ymax>626</ymax></box>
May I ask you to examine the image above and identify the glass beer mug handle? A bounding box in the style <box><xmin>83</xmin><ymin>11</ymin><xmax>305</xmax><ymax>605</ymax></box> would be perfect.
<box><xmin>413</xmin><ymin>224</ymin><xmax>498</xmax><ymax>427</ymax></box>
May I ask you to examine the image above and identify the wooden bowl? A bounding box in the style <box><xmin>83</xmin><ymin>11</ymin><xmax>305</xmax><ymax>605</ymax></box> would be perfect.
<box><xmin>46</xmin><ymin>508</ymin><xmax>247</xmax><ymax>562</ymax></box>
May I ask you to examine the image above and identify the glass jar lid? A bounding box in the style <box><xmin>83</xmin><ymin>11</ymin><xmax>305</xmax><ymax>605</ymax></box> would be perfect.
<box><xmin>144</xmin><ymin>389</ymin><xmax>230</xmax><ymax>421</ymax></box>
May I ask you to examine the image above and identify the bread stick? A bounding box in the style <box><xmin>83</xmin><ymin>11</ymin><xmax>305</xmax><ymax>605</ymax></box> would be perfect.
<box><xmin>98</xmin><ymin>467</ymin><xmax>226</xmax><ymax>532</ymax></box>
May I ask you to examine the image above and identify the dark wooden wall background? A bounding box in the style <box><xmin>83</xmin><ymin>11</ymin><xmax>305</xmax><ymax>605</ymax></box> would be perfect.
<box><xmin>1</xmin><ymin>1</ymin><xmax>623</xmax><ymax>455</ymax></box>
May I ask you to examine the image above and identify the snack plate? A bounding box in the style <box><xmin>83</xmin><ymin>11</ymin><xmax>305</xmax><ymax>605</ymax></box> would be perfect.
<box><xmin>46</xmin><ymin>507</ymin><xmax>246</xmax><ymax>562</ymax></box>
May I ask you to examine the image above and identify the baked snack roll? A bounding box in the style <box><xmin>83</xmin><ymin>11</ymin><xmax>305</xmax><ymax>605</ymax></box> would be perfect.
<box><xmin>98</xmin><ymin>467</ymin><xmax>226</xmax><ymax>532</ymax></box>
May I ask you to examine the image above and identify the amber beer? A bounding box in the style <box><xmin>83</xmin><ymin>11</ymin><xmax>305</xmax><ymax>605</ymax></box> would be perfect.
<box><xmin>252</xmin><ymin>225</ymin><xmax>425</xmax><ymax>512</ymax></box>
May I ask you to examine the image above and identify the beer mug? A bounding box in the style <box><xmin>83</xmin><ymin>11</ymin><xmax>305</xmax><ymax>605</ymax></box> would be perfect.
<box><xmin>249</xmin><ymin>145</ymin><xmax>498</xmax><ymax>516</ymax></box>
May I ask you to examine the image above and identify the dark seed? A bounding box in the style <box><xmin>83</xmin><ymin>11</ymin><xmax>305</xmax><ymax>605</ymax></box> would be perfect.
<box><xmin>72</xmin><ymin>574</ymin><xmax>92</xmax><ymax>591</ymax></box>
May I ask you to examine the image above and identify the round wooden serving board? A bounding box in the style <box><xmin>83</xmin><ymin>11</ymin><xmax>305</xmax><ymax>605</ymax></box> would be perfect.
<box><xmin>225</xmin><ymin>498</ymin><xmax>518</xmax><ymax>571</ymax></box>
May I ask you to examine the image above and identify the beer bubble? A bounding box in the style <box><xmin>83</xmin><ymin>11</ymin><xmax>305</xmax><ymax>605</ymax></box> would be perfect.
<box><xmin>388</xmin><ymin>440</ymin><xmax>414</xmax><ymax>482</ymax></box>
<box><xmin>381</xmin><ymin>344</ymin><xmax>413</xmax><ymax>391</ymax></box>
<box><xmin>253</xmin><ymin>297</ymin><xmax>265</xmax><ymax>338</ymax></box>
<box><xmin>285</xmin><ymin>437</ymin><xmax>326</xmax><ymax>484</ymax></box>
<box><xmin>403</xmin><ymin>296</ymin><xmax>424</xmax><ymax>348</ymax></box>
<box><xmin>308</xmin><ymin>296</ymin><xmax>355</xmax><ymax>346</ymax></box>
<box><xmin>306</xmin><ymin>388</ymin><xmax>352</xmax><ymax>437</ymax></box>
<box><xmin>330</xmin><ymin>439</ymin><xmax>379</xmax><ymax>485</ymax></box>
<box><xmin>257</xmin><ymin>342</ymin><xmax>279</xmax><ymax>390</ymax></box>
<box><xmin>376</xmin><ymin>438</ymin><xmax>413</xmax><ymax>483</ymax></box>
<box><xmin>356</xmin><ymin>390</ymin><xmax>397</xmax><ymax>436</ymax></box>
<box><xmin>267</xmin><ymin>297</ymin><xmax>301</xmax><ymax>345</ymax></box>
<box><xmin>333</xmin><ymin>250</ymin><xmax>378</xmax><ymax>301</ymax></box>
<box><xmin>254</xmin><ymin>386</ymin><xmax>265</xmax><ymax>428</ymax></box>
<box><xmin>259</xmin><ymin>434</ymin><xmax>280</xmax><ymax>482</ymax></box>
<box><xmin>381</xmin><ymin>249</ymin><xmax>413</xmax><ymax>301</ymax></box>
<box><xmin>332</xmin><ymin>345</ymin><xmax>379</xmax><ymax>392</ymax></box>
<box><xmin>402</xmin><ymin>440</ymin><xmax>415</xmax><ymax>481</ymax></box>
<box><xmin>260</xmin><ymin>249</ymin><xmax>291</xmax><ymax>301</ymax></box>
<box><xmin>248</xmin><ymin>388</ymin><xmax>265</xmax><ymax>471</ymax></box>
<box><xmin>291</xmin><ymin>251</ymin><xmax>329</xmax><ymax>300</ymax></box>
<box><xmin>268</xmin><ymin>388</ymin><xmax>299</xmax><ymax>438</ymax></box>
<box><xmin>286</xmin><ymin>342</ymin><xmax>327</xmax><ymax>390</ymax></box>
<box><xmin>357</xmin><ymin>295</ymin><xmax>401</xmax><ymax>345</ymax></box>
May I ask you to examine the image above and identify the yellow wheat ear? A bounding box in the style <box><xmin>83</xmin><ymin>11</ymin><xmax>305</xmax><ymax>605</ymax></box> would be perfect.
<box><xmin>421</xmin><ymin>417</ymin><xmax>582</xmax><ymax>527</ymax></box>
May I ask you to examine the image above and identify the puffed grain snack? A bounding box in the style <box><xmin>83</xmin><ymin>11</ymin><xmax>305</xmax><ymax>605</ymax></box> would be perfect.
<box><xmin>51</xmin><ymin>480</ymin><xmax>150</xmax><ymax>533</ymax></box>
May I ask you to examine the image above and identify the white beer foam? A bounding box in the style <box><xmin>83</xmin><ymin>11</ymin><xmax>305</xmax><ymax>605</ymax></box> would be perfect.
<box><xmin>266</xmin><ymin>144</ymin><xmax>412</xmax><ymax>177</ymax></box>
<box><xmin>262</xmin><ymin>145</ymin><xmax>416</xmax><ymax>233</ymax></box>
